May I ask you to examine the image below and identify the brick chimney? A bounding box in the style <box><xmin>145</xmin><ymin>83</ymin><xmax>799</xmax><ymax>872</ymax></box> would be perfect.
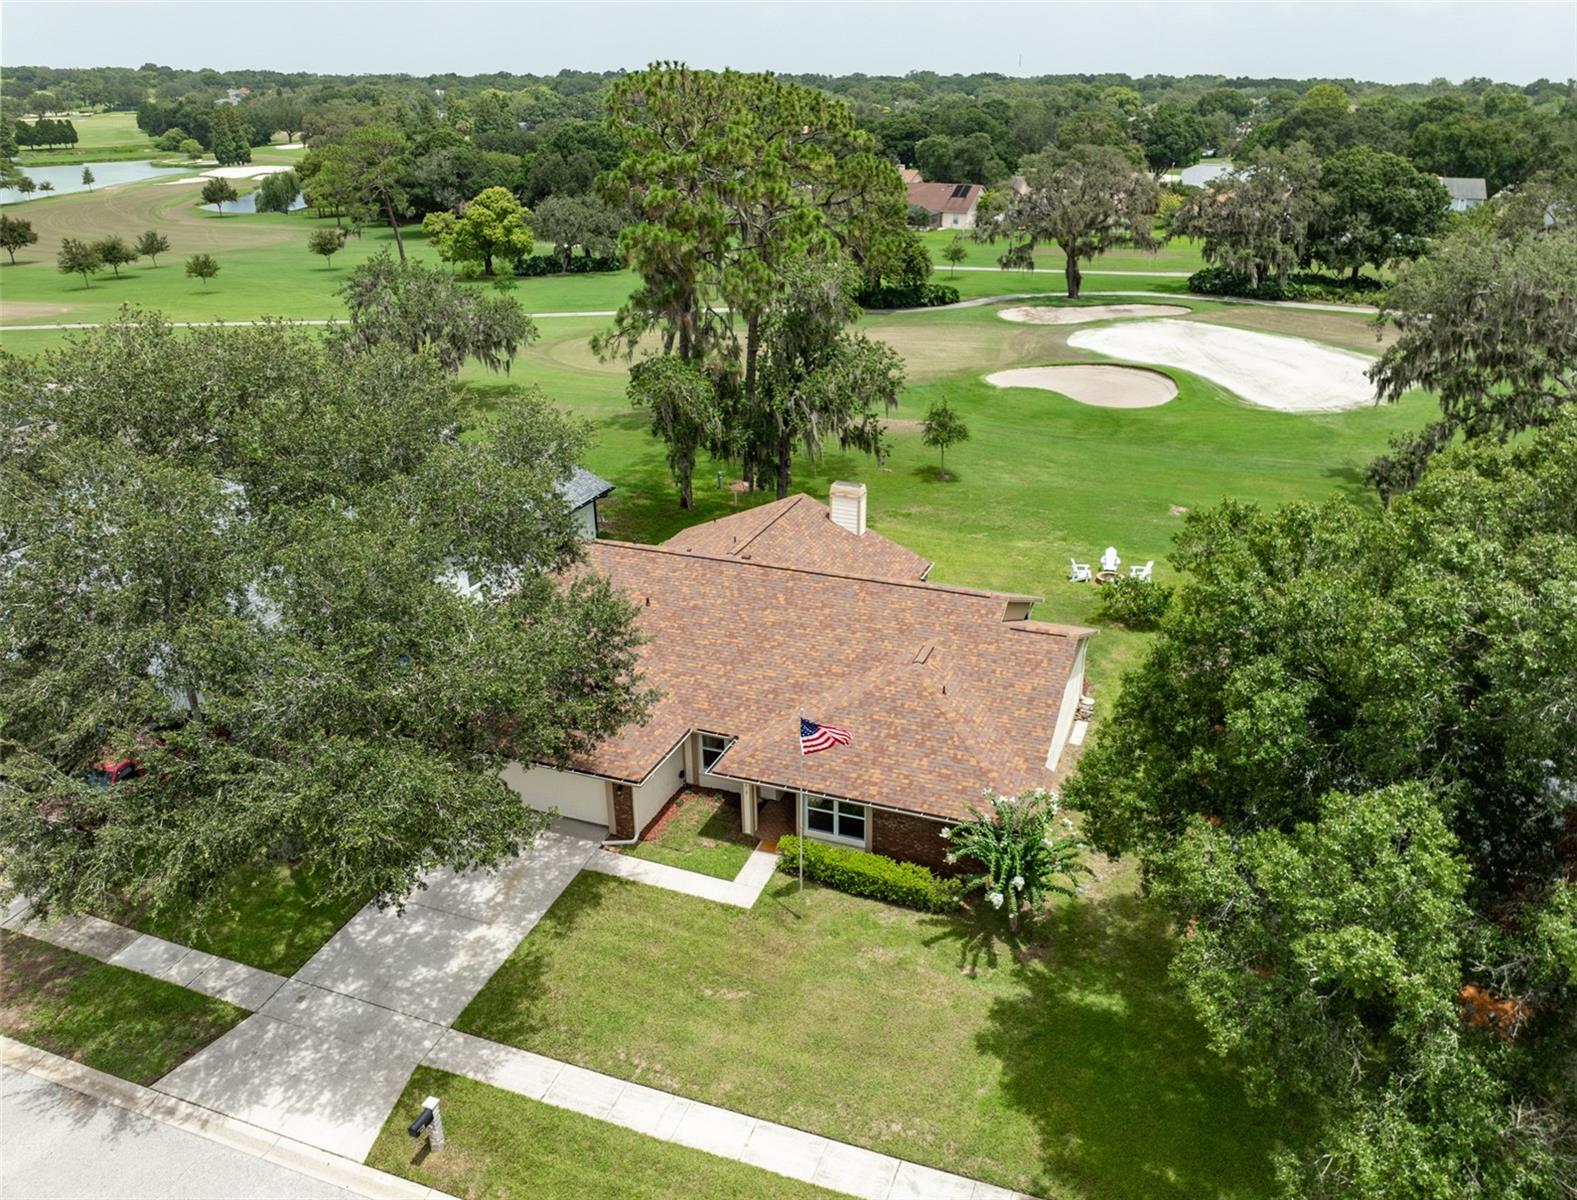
<box><xmin>828</xmin><ymin>481</ymin><xmax>867</xmax><ymax>536</ymax></box>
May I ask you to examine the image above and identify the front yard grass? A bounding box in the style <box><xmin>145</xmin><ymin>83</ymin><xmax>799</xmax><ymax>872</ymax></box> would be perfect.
<box><xmin>367</xmin><ymin>1066</ymin><xmax>845</xmax><ymax>1200</ymax></box>
<box><xmin>0</xmin><ymin>930</ymin><xmax>246</xmax><ymax>1084</ymax></box>
<box><xmin>622</xmin><ymin>788</ymin><xmax>758</xmax><ymax>880</ymax></box>
<box><xmin>457</xmin><ymin>868</ymin><xmax>1295</xmax><ymax>1200</ymax></box>
<box><xmin>121</xmin><ymin>859</ymin><xmax>367</xmax><ymax>975</ymax></box>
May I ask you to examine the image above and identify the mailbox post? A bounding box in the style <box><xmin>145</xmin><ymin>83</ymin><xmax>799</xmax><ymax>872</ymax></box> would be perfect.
<box><xmin>407</xmin><ymin>1095</ymin><xmax>445</xmax><ymax>1150</ymax></box>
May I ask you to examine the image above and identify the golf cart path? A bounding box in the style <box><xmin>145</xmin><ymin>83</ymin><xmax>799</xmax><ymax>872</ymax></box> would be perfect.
<box><xmin>0</xmin><ymin>286</ymin><xmax>1380</xmax><ymax>333</ymax></box>
<box><xmin>7</xmin><ymin>826</ymin><xmax>1032</xmax><ymax>1199</ymax></box>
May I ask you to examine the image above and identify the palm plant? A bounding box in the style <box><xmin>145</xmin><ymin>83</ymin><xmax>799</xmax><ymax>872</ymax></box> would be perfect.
<box><xmin>943</xmin><ymin>789</ymin><xmax>1091</xmax><ymax>932</ymax></box>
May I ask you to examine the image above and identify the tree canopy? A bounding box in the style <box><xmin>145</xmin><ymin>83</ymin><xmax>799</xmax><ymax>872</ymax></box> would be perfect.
<box><xmin>978</xmin><ymin>143</ymin><xmax>1159</xmax><ymax>297</ymax></box>
<box><xmin>0</xmin><ymin>314</ymin><xmax>650</xmax><ymax>926</ymax></box>
<box><xmin>1066</xmin><ymin>415</ymin><xmax>1577</xmax><ymax>1196</ymax></box>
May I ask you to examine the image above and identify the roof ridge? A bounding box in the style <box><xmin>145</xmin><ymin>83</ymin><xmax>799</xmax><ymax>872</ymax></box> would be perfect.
<box><xmin>590</xmin><ymin>538</ymin><xmax>1046</xmax><ymax>607</ymax></box>
<box><xmin>729</xmin><ymin>494</ymin><xmax>808</xmax><ymax>558</ymax></box>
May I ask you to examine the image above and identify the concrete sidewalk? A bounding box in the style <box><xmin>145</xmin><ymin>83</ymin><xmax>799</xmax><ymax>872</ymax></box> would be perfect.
<box><xmin>155</xmin><ymin>819</ymin><xmax>602</xmax><ymax>1160</ymax></box>
<box><xmin>586</xmin><ymin>846</ymin><xmax>780</xmax><ymax>907</ymax></box>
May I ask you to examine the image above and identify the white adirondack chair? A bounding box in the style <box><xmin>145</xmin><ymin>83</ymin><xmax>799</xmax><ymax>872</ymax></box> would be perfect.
<box><xmin>1069</xmin><ymin>557</ymin><xmax>1092</xmax><ymax>583</ymax></box>
<box><xmin>1129</xmin><ymin>560</ymin><xmax>1154</xmax><ymax>581</ymax></box>
<box><xmin>1100</xmin><ymin>546</ymin><xmax>1120</xmax><ymax>574</ymax></box>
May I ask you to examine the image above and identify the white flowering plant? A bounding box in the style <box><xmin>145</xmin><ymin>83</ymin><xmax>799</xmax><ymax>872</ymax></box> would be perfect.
<box><xmin>943</xmin><ymin>788</ymin><xmax>1091</xmax><ymax>932</ymax></box>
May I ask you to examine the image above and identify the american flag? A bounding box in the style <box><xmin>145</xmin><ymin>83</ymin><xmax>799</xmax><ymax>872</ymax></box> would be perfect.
<box><xmin>800</xmin><ymin>717</ymin><xmax>851</xmax><ymax>755</ymax></box>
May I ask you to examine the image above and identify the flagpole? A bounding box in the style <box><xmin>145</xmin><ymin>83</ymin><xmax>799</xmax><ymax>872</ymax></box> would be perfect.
<box><xmin>797</xmin><ymin>710</ymin><xmax>805</xmax><ymax>911</ymax></box>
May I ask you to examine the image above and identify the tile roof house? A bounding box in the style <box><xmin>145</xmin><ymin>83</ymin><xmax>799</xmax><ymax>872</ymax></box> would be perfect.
<box><xmin>503</xmin><ymin>482</ymin><xmax>1095</xmax><ymax>871</ymax></box>
<box><xmin>905</xmin><ymin>181</ymin><xmax>984</xmax><ymax>230</ymax></box>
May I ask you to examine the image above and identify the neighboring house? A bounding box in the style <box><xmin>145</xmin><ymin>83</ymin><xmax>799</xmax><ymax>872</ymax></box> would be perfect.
<box><xmin>906</xmin><ymin>181</ymin><xmax>984</xmax><ymax>230</ymax></box>
<box><xmin>1439</xmin><ymin>176</ymin><xmax>1488</xmax><ymax>212</ymax></box>
<box><xmin>558</xmin><ymin>466</ymin><xmax>614</xmax><ymax>539</ymax></box>
<box><xmin>898</xmin><ymin>166</ymin><xmax>924</xmax><ymax>185</ymax></box>
<box><xmin>504</xmin><ymin>481</ymin><xmax>1096</xmax><ymax>871</ymax></box>
<box><xmin>1178</xmin><ymin>160</ymin><xmax>1233</xmax><ymax>188</ymax></box>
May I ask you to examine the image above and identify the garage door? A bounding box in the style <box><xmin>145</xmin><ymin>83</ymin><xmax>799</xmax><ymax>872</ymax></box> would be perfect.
<box><xmin>500</xmin><ymin>762</ymin><xmax>609</xmax><ymax>826</ymax></box>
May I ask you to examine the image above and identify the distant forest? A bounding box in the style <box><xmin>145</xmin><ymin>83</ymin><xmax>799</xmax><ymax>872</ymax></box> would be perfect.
<box><xmin>4</xmin><ymin>64</ymin><xmax>1574</xmax><ymax>197</ymax></box>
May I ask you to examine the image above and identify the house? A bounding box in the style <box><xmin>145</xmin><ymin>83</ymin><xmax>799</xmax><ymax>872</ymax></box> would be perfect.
<box><xmin>1439</xmin><ymin>176</ymin><xmax>1487</xmax><ymax>213</ymax></box>
<box><xmin>558</xmin><ymin>466</ymin><xmax>614</xmax><ymax>539</ymax></box>
<box><xmin>503</xmin><ymin>482</ymin><xmax>1095</xmax><ymax>871</ymax></box>
<box><xmin>906</xmin><ymin>181</ymin><xmax>984</xmax><ymax>230</ymax></box>
<box><xmin>898</xmin><ymin>166</ymin><xmax>924</xmax><ymax>185</ymax></box>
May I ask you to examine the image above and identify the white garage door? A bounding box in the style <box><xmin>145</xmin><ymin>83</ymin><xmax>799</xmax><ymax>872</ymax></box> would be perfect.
<box><xmin>501</xmin><ymin>762</ymin><xmax>609</xmax><ymax>826</ymax></box>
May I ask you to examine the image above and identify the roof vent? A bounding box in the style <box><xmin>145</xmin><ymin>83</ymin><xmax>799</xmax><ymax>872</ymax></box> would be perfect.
<box><xmin>828</xmin><ymin>481</ymin><xmax>867</xmax><ymax>537</ymax></box>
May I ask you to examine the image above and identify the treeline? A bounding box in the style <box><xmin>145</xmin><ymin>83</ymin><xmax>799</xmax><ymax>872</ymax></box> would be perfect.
<box><xmin>9</xmin><ymin>118</ymin><xmax>79</xmax><ymax>149</ymax></box>
<box><xmin>4</xmin><ymin>65</ymin><xmax>1573</xmax><ymax>199</ymax></box>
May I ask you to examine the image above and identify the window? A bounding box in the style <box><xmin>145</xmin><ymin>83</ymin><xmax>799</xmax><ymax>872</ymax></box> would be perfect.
<box><xmin>699</xmin><ymin>732</ymin><xmax>730</xmax><ymax>773</ymax></box>
<box><xmin>803</xmin><ymin>795</ymin><xmax>868</xmax><ymax>847</ymax></box>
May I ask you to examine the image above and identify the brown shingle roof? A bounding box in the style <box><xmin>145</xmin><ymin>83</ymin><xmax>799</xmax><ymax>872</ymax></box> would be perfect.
<box><xmin>661</xmin><ymin>495</ymin><xmax>932</xmax><ymax>582</ymax></box>
<box><xmin>906</xmin><ymin>181</ymin><xmax>983</xmax><ymax>215</ymax></box>
<box><xmin>566</xmin><ymin>537</ymin><xmax>1094</xmax><ymax>822</ymax></box>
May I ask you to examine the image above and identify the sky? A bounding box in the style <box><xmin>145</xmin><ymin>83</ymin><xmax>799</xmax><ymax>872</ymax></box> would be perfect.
<box><xmin>3</xmin><ymin>1</ymin><xmax>1574</xmax><ymax>84</ymax></box>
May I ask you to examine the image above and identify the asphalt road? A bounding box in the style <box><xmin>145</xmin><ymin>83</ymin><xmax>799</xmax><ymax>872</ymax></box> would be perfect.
<box><xmin>0</xmin><ymin>1064</ymin><xmax>357</xmax><ymax>1199</ymax></box>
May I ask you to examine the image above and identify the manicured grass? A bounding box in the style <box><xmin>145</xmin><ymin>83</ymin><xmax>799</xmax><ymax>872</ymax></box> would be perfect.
<box><xmin>920</xmin><ymin>227</ymin><xmax>1207</xmax><ymax>275</ymax></box>
<box><xmin>622</xmin><ymin>789</ymin><xmax>758</xmax><ymax>880</ymax></box>
<box><xmin>15</xmin><ymin>111</ymin><xmax>157</xmax><ymax>163</ymax></box>
<box><xmin>0</xmin><ymin>930</ymin><xmax>246</xmax><ymax>1084</ymax></box>
<box><xmin>367</xmin><ymin>1067</ymin><xmax>845</xmax><ymax>1200</ymax></box>
<box><xmin>457</xmin><ymin>870</ymin><xmax>1296</xmax><ymax>1199</ymax></box>
<box><xmin>122</xmin><ymin>859</ymin><xmax>368</xmax><ymax>976</ymax></box>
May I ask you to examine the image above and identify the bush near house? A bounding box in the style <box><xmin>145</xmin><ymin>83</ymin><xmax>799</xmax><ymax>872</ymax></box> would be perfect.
<box><xmin>776</xmin><ymin>835</ymin><xmax>957</xmax><ymax>912</ymax></box>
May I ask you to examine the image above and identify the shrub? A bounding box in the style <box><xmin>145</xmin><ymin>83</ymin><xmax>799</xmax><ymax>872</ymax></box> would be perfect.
<box><xmin>776</xmin><ymin>835</ymin><xmax>957</xmax><ymax>912</ymax></box>
<box><xmin>512</xmin><ymin>251</ymin><xmax>622</xmax><ymax>277</ymax></box>
<box><xmin>942</xmin><ymin>789</ymin><xmax>1091</xmax><ymax>932</ymax></box>
<box><xmin>855</xmin><ymin>282</ymin><xmax>959</xmax><ymax>309</ymax></box>
<box><xmin>1186</xmin><ymin>266</ymin><xmax>1388</xmax><ymax>306</ymax></box>
<box><xmin>1097</xmin><ymin>574</ymin><xmax>1174</xmax><ymax>630</ymax></box>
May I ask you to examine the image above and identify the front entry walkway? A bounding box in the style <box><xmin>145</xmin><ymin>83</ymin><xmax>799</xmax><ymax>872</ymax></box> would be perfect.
<box><xmin>154</xmin><ymin>819</ymin><xmax>603</xmax><ymax>1160</ymax></box>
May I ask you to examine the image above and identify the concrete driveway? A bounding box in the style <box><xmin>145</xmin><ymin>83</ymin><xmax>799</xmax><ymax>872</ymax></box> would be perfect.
<box><xmin>156</xmin><ymin>819</ymin><xmax>602</xmax><ymax>1160</ymax></box>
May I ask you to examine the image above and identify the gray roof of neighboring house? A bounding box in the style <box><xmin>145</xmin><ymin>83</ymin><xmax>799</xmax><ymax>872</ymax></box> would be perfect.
<box><xmin>559</xmin><ymin>467</ymin><xmax>614</xmax><ymax>510</ymax></box>
<box><xmin>1439</xmin><ymin>176</ymin><xmax>1488</xmax><ymax>202</ymax></box>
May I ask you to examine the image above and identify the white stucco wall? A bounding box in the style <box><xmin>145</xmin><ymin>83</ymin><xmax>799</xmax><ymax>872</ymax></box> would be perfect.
<box><xmin>571</xmin><ymin>502</ymin><xmax>598</xmax><ymax>540</ymax></box>
<box><xmin>632</xmin><ymin>740</ymin><xmax>685</xmax><ymax>833</ymax></box>
<box><xmin>1046</xmin><ymin>639</ymin><xmax>1089</xmax><ymax>770</ymax></box>
<box><xmin>501</xmin><ymin>761</ymin><xmax>609</xmax><ymax>826</ymax></box>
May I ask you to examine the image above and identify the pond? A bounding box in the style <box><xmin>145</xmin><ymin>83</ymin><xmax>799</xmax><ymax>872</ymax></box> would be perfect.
<box><xmin>211</xmin><ymin>188</ymin><xmax>306</xmax><ymax>215</ymax></box>
<box><xmin>1</xmin><ymin>159</ymin><xmax>190</xmax><ymax>203</ymax></box>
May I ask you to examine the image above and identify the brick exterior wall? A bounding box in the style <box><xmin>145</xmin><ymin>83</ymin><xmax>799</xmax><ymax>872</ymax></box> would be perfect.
<box><xmin>611</xmin><ymin>784</ymin><xmax>635</xmax><ymax>839</ymax></box>
<box><xmin>872</xmin><ymin>808</ymin><xmax>955</xmax><ymax>874</ymax></box>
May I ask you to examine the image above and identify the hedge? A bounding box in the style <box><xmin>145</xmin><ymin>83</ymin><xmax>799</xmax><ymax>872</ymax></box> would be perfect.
<box><xmin>855</xmin><ymin>282</ymin><xmax>960</xmax><ymax>309</ymax></box>
<box><xmin>513</xmin><ymin>252</ymin><xmax>623</xmax><ymax>277</ymax></box>
<box><xmin>1186</xmin><ymin>266</ymin><xmax>1387</xmax><ymax>306</ymax></box>
<box><xmin>776</xmin><ymin>835</ymin><xmax>957</xmax><ymax>912</ymax></box>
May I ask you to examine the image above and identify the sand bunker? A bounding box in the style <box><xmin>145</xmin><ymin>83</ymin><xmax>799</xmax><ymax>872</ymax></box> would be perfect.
<box><xmin>1068</xmin><ymin>319</ymin><xmax>1376</xmax><ymax>412</ymax></box>
<box><xmin>200</xmin><ymin>164</ymin><xmax>296</xmax><ymax>180</ymax></box>
<box><xmin>997</xmin><ymin>303</ymin><xmax>1190</xmax><ymax>325</ymax></box>
<box><xmin>985</xmin><ymin>365</ymin><xmax>1178</xmax><ymax>408</ymax></box>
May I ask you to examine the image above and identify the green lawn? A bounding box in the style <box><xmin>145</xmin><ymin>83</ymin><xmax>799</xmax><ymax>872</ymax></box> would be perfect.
<box><xmin>920</xmin><ymin>227</ymin><xmax>1207</xmax><ymax>275</ymax></box>
<box><xmin>622</xmin><ymin>789</ymin><xmax>758</xmax><ymax>880</ymax></box>
<box><xmin>0</xmin><ymin>930</ymin><xmax>246</xmax><ymax>1083</ymax></box>
<box><xmin>456</xmin><ymin>870</ymin><xmax>1296</xmax><ymax>1199</ymax></box>
<box><xmin>367</xmin><ymin>1067</ymin><xmax>845</xmax><ymax>1200</ymax></box>
<box><xmin>119</xmin><ymin>859</ymin><xmax>368</xmax><ymax>976</ymax></box>
<box><xmin>15</xmin><ymin>110</ymin><xmax>158</xmax><ymax>164</ymax></box>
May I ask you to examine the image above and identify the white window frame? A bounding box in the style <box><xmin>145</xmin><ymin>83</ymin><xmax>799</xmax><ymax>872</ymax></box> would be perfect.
<box><xmin>801</xmin><ymin>793</ymin><xmax>868</xmax><ymax>848</ymax></box>
<box><xmin>698</xmin><ymin>732</ymin><xmax>731</xmax><ymax>774</ymax></box>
